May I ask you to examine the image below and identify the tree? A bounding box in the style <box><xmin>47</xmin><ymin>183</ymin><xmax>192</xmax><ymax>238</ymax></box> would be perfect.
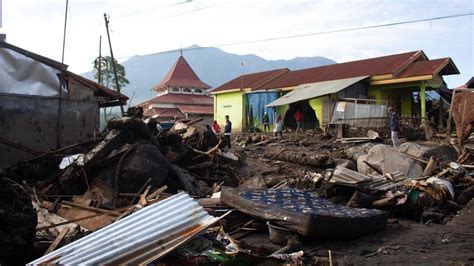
<box><xmin>92</xmin><ymin>56</ymin><xmax>129</xmax><ymax>90</ymax></box>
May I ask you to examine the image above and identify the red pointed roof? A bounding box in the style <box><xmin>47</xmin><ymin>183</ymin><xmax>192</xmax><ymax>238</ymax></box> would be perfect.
<box><xmin>154</xmin><ymin>56</ymin><xmax>211</xmax><ymax>90</ymax></box>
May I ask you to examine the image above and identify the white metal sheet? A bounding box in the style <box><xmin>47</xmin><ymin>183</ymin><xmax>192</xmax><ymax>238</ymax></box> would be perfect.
<box><xmin>266</xmin><ymin>76</ymin><xmax>368</xmax><ymax>107</ymax></box>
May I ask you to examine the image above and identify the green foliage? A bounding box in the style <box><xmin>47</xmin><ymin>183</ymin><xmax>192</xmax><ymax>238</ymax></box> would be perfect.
<box><xmin>92</xmin><ymin>56</ymin><xmax>129</xmax><ymax>90</ymax></box>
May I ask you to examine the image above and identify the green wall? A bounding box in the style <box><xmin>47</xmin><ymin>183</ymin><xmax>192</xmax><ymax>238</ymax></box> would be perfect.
<box><xmin>214</xmin><ymin>91</ymin><xmax>245</xmax><ymax>132</ymax></box>
<box><xmin>368</xmin><ymin>85</ymin><xmax>416</xmax><ymax>116</ymax></box>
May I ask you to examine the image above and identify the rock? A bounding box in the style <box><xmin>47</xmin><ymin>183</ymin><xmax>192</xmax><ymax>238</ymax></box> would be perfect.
<box><xmin>356</xmin><ymin>154</ymin><xmax>374</xmax><ymax>174</ymax></box>
<box><xmin>358</xmin><ymin>144</ymin><xmax>423</xmax><ymax>178</ymax></box>
<box><xmin>346</xmin><ymin>143</ymin><xmax>376</xmax><ymax>162</ymax></box>
<box><xmin>336</xmin><ymin>159</ymin><xmax>356</xmax><ymax>171</ymax></box>
<box><xmin>397</xmin><ymin>142</ymin><xmax>458</xmax><ymax>165</ymax></box>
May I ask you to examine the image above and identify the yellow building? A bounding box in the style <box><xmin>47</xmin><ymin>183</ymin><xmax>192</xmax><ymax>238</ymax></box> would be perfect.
<box><xmin>212</xmin><ymin>51</ymin><xmax>459</xmax><ymax>132</ymax></box>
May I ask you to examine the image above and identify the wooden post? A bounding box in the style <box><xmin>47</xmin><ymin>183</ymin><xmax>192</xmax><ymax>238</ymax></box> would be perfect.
<box><xmin>420</xmin><ymin>81</ymin><xmax>426</xmax><ymax>122</ymax></box>
<box><xmin>446</xmin><ymin>90</ymin><xmax>456</xmax><ymax>140</ymax></box>
<box><xmin>44</xmin><ymin>228</ymin><xmax>70</xmax><ymax>255</ymax></box>
<box><xmin>423</xmin><ymin>156</ymin><xmax>439</xmax><ymax>176</ymax></box>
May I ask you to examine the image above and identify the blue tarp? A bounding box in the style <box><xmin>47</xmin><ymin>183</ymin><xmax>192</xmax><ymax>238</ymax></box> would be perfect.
<box><xmin>246</xmin><ymin>91</ymin><xmax>279</xmax><ymax>128</ymax></box>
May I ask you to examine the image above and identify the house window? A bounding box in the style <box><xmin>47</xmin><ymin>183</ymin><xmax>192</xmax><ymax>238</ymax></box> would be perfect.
<box><xmin>182</xmin><ymin>88</ymin><xmax>192</xmax><ymax>94</ymax></box>
<box><xmin>194</xmin><ymin>88</ymin><xmax>203</xmax><ymax>94</ymax></box>
<box><xmin>170</xmin><ymin>87</ymin><xmax>180</xmax><ymax>93</ymax></box>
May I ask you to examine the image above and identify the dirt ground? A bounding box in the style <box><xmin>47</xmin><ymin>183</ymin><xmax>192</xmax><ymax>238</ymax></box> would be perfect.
<box><xmin>230</xmin><ymin>130</ymin><xmax>474</xmax><ymax>265</ymax></box>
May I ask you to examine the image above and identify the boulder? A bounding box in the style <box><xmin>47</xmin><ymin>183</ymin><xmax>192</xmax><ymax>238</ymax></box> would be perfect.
<box><xmin>358</xmin><ymin>144</ymin><xmax>423</xmax><ymax>178</ymax></box>
<box><xmin>335</xmin><ymin>159</ymin><xmax>357</xmax><ymax>171</ymax></box>
<box><xmin>397</xmin><ymin>142</ymin><xmax>458</xmax><ymax>165</ymax></box>
<box><xmin>345</xmin><ymin>143</ymin><xmax>376</xmax><ymax>162</ymax></box>
<box><xmin>356</xmin><ymin>155</ymin><xmax>374</xmax><ymax>174</ymax></box>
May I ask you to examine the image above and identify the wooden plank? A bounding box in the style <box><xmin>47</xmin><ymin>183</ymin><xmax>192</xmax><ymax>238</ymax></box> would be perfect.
<box><xmin>44</xmin><ymin>228</ymin><xmax>70</xmax><ymax>255</ymax></box>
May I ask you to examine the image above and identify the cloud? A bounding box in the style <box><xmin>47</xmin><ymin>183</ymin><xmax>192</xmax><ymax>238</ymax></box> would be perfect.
<box><xmin>1</xmin><ymin>0</ymin><xmax>472</xmax><ymax>87</ymax></box>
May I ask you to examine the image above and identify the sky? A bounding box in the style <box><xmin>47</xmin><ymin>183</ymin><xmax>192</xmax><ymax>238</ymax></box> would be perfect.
<box><xmin>1</xmin><ymin>0</ymin><xmax>473</xmax><ymax>87</ymax></box>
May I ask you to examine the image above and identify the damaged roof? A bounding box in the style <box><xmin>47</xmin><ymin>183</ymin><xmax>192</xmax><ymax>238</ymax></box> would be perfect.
<box><xmin>0</xmin><ymin>40</ymin><xmax>128</xmax><ymax>106</ymax></box>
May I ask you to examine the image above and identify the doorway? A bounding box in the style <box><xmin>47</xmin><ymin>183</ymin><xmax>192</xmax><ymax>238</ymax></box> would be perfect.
<box><xmin>284</xmin><ymin>100</ymin><xmax>318</xmax><ymax>129</ymax></box>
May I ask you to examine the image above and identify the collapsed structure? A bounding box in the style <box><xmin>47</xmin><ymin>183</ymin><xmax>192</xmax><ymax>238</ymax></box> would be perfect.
<box><xmin>0</xmin><ymin>35</ymin><xmax>128</xmax><ymax>168</ymax></box>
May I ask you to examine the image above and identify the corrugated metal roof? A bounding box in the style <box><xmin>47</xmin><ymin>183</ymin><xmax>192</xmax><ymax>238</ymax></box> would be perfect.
<box><xmin>260</xmin><ymin>51</ymin><xmax>423</xmax><ymax>90</ymax></box>
<box><xmin>30</xmin><ymin>193</ymin><xmax>220</xmax><ymax>265</ymax></box>
<box><xmin>211</xmin><ymin>68</ymin><xmax>289</xmax><ymax>93</ymax></box>
<box><xmin>154</xmin><ymin>56</ymin><xmax>211</xmax><ymax>90</ymax></box>
<box><xmin>266</xmin><ymin>76</ymin><xmax>368</xmax><ymax>107</ymax></box>
<box><xmin>398</xmin><ymin>58</ymin><xmax>459</xmax><ymax>78</ymax></box>
<box><xmin>177</xmin><ymin>104</ymin><xmax>213</xmax><ymax>114</ymax></box>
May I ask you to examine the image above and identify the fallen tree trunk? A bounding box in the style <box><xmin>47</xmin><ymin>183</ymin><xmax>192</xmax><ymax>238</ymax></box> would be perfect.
<box><xmin>264</xmin><ymin>149</ymin><xmax>336</xmax><ymax>168</ymax></box>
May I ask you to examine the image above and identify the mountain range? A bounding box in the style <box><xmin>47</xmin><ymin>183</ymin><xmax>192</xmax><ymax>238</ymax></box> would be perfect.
<box><xmin>83</xmin><ymin>45</ymin><xmax>336</xmax><ymax>105</ymax></box>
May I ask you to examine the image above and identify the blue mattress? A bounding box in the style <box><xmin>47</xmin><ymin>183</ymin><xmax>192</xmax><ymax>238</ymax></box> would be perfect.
<box><xmin>221</xmin><ymin>187</ymin><xmax>387</xmax><ymax>238</ymax></box>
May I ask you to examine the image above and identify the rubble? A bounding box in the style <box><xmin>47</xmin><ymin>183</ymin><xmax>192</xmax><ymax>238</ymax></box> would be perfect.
<box><xmin>357</xmin><ymin>144</ymin><xmax>424</xmax><ymax>178</ymax></box>
<box><xmin>1</xmin><ymin>106</ymin><xmax>473</xmax><ymax>265</ymax></box>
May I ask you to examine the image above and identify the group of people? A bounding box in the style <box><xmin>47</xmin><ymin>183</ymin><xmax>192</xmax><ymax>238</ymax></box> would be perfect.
<box><xmin>207</xmin><ymin>106</ymin><xmax>402</xmax><ymax>150</ymax></box>
<box><xmin>212</xmin><ymin>115</ymin><xmax>232</xmax><ymax>148</ymax></box>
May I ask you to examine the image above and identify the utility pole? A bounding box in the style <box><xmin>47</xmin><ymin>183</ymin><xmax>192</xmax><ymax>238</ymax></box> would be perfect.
<box><xmin>56</xmin><ymin>0</ymin><xmax>69</xmax><ymax>149</ymax></box>
<box><xmin>98</xmin><ymin>35</ymin><xmax>102</xmax><ymax>84</ymax></box>
<box><xmin>104</xmin><ymin>13</ymin><xmax>125</xmax><ymax>116</ymax></box>
<box><xmin>97</xmin><ymin>35</ymin><xmax>107</xmax><ymax>124</ymax></box>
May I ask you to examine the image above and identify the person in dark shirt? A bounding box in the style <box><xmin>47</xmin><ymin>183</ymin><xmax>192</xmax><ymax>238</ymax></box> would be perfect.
<box><xmin>388</xmin><ymin>107</ymin><xmax>401</xmax><ymax>147</ymax></box>
<box><xmin>262</xmin><ymin>112</ymin><xmax>270</xmax><ymax>133</ymax></box>
<box><xmin>224</xmin><ymin>115</ymin><xmax>232</xmax><ymax>148</ymax></box>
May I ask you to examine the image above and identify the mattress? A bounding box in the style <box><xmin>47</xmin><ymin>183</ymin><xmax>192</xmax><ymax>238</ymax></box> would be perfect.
<box><xmin>221</xmin><ymin>187</ymin><xmax>387</xmax><ymax>238</ymax></box>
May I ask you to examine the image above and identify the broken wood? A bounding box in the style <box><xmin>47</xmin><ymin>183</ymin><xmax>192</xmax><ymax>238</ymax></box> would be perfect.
<box><xmin>422</xmin><ymin>156</ymin><xmax>440</xmax><ymax>176</ymax></box>
<box><xmin>170</xmin><ymin>164</ymin><xmax>205</xmax><ymax>197</ymax></box>
<box><xmin>264</xmin><ymin>149</ymin><xmax>335</xmax><ymax>168</ymax></box>
<box><xmin>186</xmin><ymin>117</ymin><xmax>204</xmax><ymax>126</ymax></box>
<box><xmin>0</xmin><ymin>136</ymin><xmax>43</xmax><ymax>155</ymax></box>
<box><xmin>363</xmin><ymin>160</ymin><xmax>383</xmax><ymax>175</ymax></box>
<box><xmin>113</xmin><ymin>144</ymin><xmax>136</xmax><ymax>207</ymax></box>
<box><xmin>44</xmin><ymin>228</ymin><xmax>70</xmax><ymax>255</ymax></box>
<box><xmin>398</xmin><ymin>151</ymin><xmax>428</xmax><ymax>164</ymax></box>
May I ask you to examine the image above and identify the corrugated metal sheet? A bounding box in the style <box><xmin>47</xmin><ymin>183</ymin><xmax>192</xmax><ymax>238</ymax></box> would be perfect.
<box><xmin>30</xmin><ymin>192</ymin><xmax>220</xmax><ymax>265</ymax></box>
<box><xmin>398</xmin><ymin>58</ymin><xmax>459</xmax><ymax>77</ymax></box>
<box><xmin>331</xmin><ymin>101</ymin><xmax>387</xmax><ymax>128</ymax></box>
<box><xmin>266</xmin><ymin>76</ymin><xmax>368</xmax><ymax>107</ymax></box>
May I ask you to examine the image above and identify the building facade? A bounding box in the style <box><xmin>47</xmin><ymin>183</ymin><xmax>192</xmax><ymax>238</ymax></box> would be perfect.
<box><xmin>212</xmin><ymin>51</ymin><xmax>459</xmax><ymax>132</ymax></box>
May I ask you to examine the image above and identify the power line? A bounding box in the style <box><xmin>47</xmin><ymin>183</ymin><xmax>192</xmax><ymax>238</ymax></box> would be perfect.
<box><xmin>116</xmin><ymin>11</ymin><xmax>474</xmax><ymax>59</ymax></box>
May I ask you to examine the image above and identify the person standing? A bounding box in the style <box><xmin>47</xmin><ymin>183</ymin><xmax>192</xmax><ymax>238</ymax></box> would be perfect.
<box><xmin>212</xmin><ymin>120</ymin><xmax>221</xmax><ymax>135</ymax></box>
<box><xmin>273</xmin><ymin>114</ymin><xmax>283</xmax><ymax>138</ymax></box>
<box><xmin>262</xmin><ymin>112</ymin><xmax>270</xmax><ymax>133</ymax></box>
<box><xmin>294</xmin><ymin>110</ymin><xmax>303</xmax><ymax>132</ymax></box>
<box><xmin>224</xmin><ymin>115</ymin><xmax>232</xmax><ymax>148</ymax></box>
<box><xmin>388</xmin><ymin>107</ymin><xmax>401</xmax><ymax>147</ymax></box>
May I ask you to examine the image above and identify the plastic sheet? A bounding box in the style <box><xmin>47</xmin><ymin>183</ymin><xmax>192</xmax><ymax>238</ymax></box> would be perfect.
<box><xmin>246</xmin><ymin>91</ymin><xmax>279</xmax><ymax>128</ymax></box>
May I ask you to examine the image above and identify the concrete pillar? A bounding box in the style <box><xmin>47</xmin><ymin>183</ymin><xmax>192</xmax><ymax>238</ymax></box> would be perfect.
<box><xmin>420</xmin><ymin>82</ymin><xmax>426</xmax><ymax>120</ymax></box>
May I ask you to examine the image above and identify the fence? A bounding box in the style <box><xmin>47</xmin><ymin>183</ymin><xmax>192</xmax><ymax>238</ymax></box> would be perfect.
<box><xmin>333</xmin><ymin>116</ymin><xmax>425</xmax><ymax>129</ymax></box>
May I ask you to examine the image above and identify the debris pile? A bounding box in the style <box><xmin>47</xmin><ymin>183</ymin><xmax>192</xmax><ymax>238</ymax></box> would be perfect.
<box><xmin>1</xmin><ymin>111</ymin><xmax>473</xmax><ymax>265</ymax></box>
